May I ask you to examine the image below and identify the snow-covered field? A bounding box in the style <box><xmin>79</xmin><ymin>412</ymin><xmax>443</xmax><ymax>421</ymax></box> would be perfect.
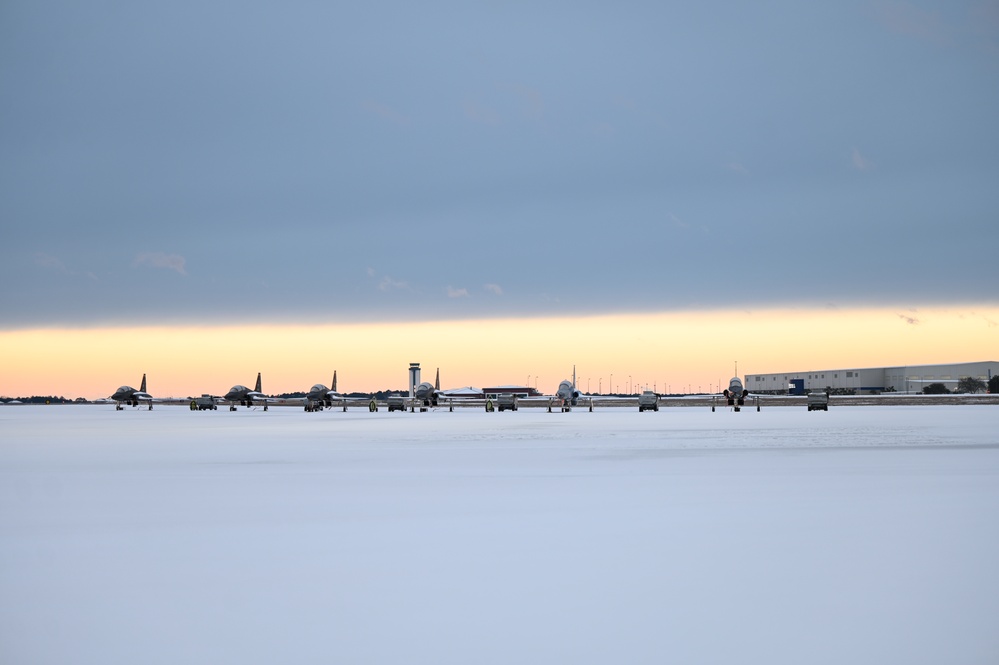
<box><xmin>2</xmin><ymin>404</ymin><xmax>998</xmax><ymax>664</ymax></box>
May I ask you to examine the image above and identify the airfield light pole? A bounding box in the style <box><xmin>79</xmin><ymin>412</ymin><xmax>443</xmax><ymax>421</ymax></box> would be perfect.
<box><xmin>599</xmin><ymin>378</ymin><xmax>602</xmax><ymax>393</ymax></box>
<box><xmin>629</xmin><ymin>375</ymin><xmax>632</xmax><ymax>394</ymax></box>
<box><xmin>527</xmin><ymin>375</ymin><xmax>531</xmax><ymax>389</ymax></box>
<box><xmin>610</xmin><ymin>374</ymin><xmax>613</xmax><ymax>395</ymax></box>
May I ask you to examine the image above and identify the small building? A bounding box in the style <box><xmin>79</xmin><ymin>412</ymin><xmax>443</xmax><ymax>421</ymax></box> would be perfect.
<box><xmin>443</xmin><ymin>386</ymin><xmax>484</xmax><ymax>399</ymax></box>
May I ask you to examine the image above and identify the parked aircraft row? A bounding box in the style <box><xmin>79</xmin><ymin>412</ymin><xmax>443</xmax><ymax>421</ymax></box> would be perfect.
<box><xmin>112</xmin><ymin>372</ymin><xmax>341</xmax><ymax>412</ymax></box>
<box><xmin>110</xmin><ymin>369</ymin><xmax>592</xmax><ymax>412</ymax></box>
<box><xmin>109</xmin><ymin>367</ymin><xmax>751</xmax><ymax>413</ymax></box>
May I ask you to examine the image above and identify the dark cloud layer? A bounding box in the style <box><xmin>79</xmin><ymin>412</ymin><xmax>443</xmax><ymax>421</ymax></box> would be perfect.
<box><xmin>2</xmin><ymin>1</ymin><xmax>997</xmax><ymax>329</ymax></box>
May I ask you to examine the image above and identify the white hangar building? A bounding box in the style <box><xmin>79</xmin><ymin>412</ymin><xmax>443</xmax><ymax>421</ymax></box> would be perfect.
<box><xmin>745</xmin><ymin>360</ymin><xmax>998</xmax><ymax>394</ymax></box>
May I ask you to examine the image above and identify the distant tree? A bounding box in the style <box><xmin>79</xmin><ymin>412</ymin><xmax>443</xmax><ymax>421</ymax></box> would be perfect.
<box><xmin>23</xmin><ymin>395</ymin><xmax>74</xmax><ymax>404</ymax></box>
<box><xmin>956</xmin><ymin>377</ymin><xmax>986</xmax><ymax>394</ymax></box>
<box><xmin>989</xmin><ymin>375</ymin><xmax>999</xmax><ymax>394</ymax></box>
<box><xmin>923</xmin><ymin>383</ymin><xmax>950</xmax><ymax>395</ymax></box>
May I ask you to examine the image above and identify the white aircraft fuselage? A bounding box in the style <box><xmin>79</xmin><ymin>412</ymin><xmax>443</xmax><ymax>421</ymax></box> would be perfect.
<box><xmin>556</xmin><ymin>380</ymin><xmax>580</xmax><ymax>406</ymax></box>
<box><xmin>723</xmin><ymin>376</ymin><xmax>748</xmax><ymax>405</ymax></box>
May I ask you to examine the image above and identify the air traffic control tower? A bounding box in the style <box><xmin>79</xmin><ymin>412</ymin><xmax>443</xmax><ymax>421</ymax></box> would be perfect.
<box><xmin>408</xmin><ymin>363</ymin><xmax>421</xmax><ymax>398</ymax></box>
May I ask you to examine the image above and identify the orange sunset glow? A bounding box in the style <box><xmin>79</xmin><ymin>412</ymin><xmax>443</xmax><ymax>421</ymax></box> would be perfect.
<box><xmin>2</xmin><ymin>305</ymin><xmax>996</xmax><ymax>400</ymax></box>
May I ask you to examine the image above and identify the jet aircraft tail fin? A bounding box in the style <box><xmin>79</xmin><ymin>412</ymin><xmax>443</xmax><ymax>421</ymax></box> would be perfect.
<box><xmin>332</xmin><ymin>370</ymin><xmax>337</xmax><ymax>392</ymax></box>
<box><xmin>435</xmin><ymin>368</ymin><xmax>440</xmax><ymax>391</ymax></box>
<box><xmin>140</xmin><ymin>373</ymin><xmax>147</xmax><ymax>393</ymax></box>
<box><xmin>255</xmin><ymin>372</ymin><xmax>262</xmax><ymax>393</ymax></box>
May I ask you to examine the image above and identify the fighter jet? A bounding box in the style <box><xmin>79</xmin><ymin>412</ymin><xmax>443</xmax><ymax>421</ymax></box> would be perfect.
<box><xmin>401</xmin><ymin>367</ymin><xmax>472</xmax><ymax>411</ymax></box>
<box><xmin>723</xmin><ymin>376</ymin><xmax>749</xmax><ymax>407</ymax></box>
<box><xmin>304</xmin><ymin>371</ymin><xmax>348</xmax><ymax>412</ymax></box>
<box><xmin>223</xmin><ymin>373</ymin><xmax>273</xmax><ymax>411</ymax></box>
<box><xmin>713</xmin><ymin>374</ymin><xmax>759</xmax><ymax>412</ymax></box>
<box><xmin>556</xmin><ymin>380</ymin><xmax>580</xmax><ymax>410</ymax></box>
<box><xmin>413</xmin><ymin>368</ymin><xmax>444</xmax><ymax>410</ymax></box>
<box><xmin>110</xmin><ymin>374</ymin><xmax>154</xmax><ymax>411</ymax></box>
<box><xmin>552</xmin><ymin>366</ymin><xmax>589</xmax><ymax>412</ymax></box>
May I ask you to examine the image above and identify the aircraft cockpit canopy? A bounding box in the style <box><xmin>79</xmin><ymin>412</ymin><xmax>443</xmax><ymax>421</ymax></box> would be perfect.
<box><xmin>311</xmin><ymin>384</ymin><xmax>327</xmax><ymax>393</ymax></box>
<box><xmin>117</xmin><ymin>386</ymin><xmax>132</xmax><ymax>393</ymax></box>
<box><xmin>230</xmin><ymin>385</ymin><xmax>247</xmax><ymax>393</ymax></box>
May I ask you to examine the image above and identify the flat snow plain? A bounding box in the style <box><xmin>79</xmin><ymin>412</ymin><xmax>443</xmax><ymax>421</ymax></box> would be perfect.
<box><xmin>2</xmin><ymin>404</ymin><xmax>998</xmax><ymax>665</ymax></box>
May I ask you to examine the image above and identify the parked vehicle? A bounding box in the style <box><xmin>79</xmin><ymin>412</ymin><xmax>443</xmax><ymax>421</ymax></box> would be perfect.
<box><xmin>807</xmin><ymin>392</ymin><xmax>830</xmax><ymax>411</ymax></box>
<box><xmin>638</xmin><ymin>391</ymin><xmax>660</xmax><ymax>412</ymax></box>
<box><xmin>190</xmin><ymin>395</ymin><xmax>218</xmax><ymax>411</ymax></box>
<box><xmin>497</xmin><ymin>394</ymin><xmax>518</xmax><ymax>412</ymax></box>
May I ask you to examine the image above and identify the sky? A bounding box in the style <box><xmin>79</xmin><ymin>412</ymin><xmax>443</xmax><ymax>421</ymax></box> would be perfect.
<box><xmin>2</xmin><ymin>1</ymin><xmax>997</xmax><ymax>397</ymax></box>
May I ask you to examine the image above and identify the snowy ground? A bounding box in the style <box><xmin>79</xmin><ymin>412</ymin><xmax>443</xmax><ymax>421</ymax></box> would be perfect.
<box><xmin>2</xmin><ymin>405</ymin><xmax>998</xmax><ymax>665</ymax></box>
